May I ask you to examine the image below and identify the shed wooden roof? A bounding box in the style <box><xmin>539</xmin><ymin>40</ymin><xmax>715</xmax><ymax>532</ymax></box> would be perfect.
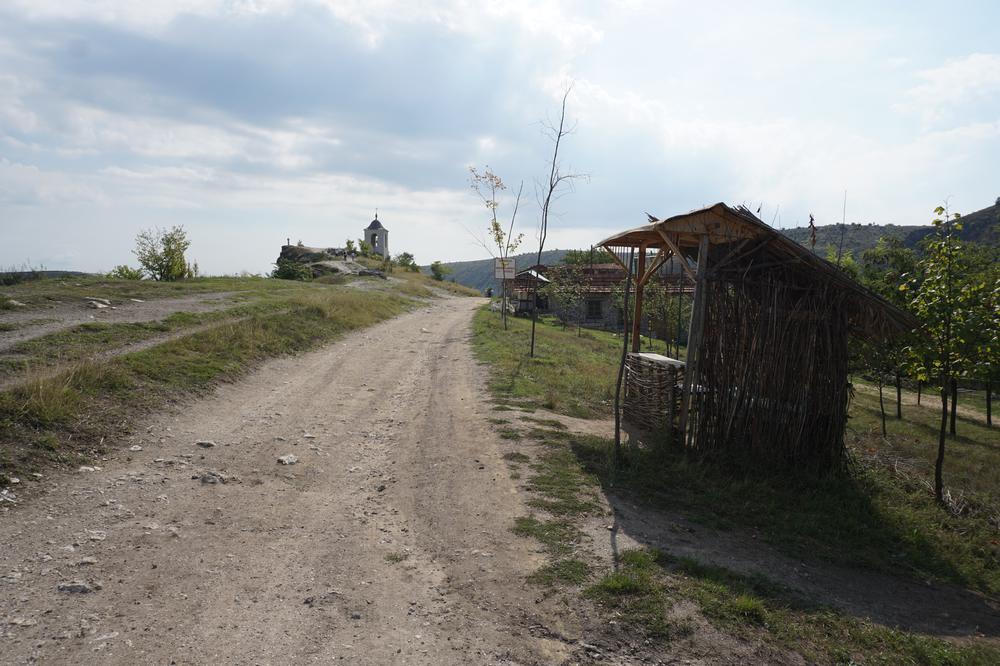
<box><xmin>598</xmin><ymin>203</ymin><xmax>918</xmax><ymax>339</ymax></box>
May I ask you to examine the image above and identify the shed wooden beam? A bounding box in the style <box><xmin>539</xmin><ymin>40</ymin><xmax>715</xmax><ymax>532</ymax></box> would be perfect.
<box><xmin>655</xmin><ymin>229</ymin><xmax>696</xmax><ymax>282</ymax></box>
<box><xmin>630</xmin><ymin>245</ymin><xmax>647</xmax><ymax>353</ymax></box>
<box><xmin>678</xmin><ymin>233</ymin><xmax>710</xmax><ymax>444</ymax></box>
<box><xmin>601</xmin><ymin>245</ymin><xmax>631</xmax><ymax>274</ymax></box>
<box><xmin>637</xmin><ymin>249</ymin><xmax>670</xmax><ymax>287</ymax></box>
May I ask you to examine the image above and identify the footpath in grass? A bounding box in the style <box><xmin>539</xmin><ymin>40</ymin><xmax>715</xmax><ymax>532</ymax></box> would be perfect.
<box><xmin>0</xmin><ymin>273</ymin><xmax>461</xmax><ymax>481</ymax></box>
<box><xmin>474</xmin><ymin>308</ymin><xmax>1000</xmax><ymax>664</ymax></box>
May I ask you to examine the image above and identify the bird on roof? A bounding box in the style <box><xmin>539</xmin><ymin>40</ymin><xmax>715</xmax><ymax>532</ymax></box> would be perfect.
<box><xmin>645</xmin><ymin>212</ymin><xmax>658</xmax><ymax>223</ymax></box>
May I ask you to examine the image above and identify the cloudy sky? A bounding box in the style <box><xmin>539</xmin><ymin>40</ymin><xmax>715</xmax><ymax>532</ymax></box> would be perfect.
<box><xmin>2</xmin><ymin>1</ymin><xmax>999</xmax><ymax>274</ymax></box>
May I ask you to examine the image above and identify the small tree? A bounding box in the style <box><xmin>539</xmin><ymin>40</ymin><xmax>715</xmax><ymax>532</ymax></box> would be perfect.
<box><xmin>106</xmin><ymin>265</ymin><xmax>144</xmax><ymax>280</ymax></box>
<box><xmin>543</xmin><ymin>264</ymin><xmax>587</xmax><ymax>334</ymax></box>
<box><xmin>905</xmin><ymin>206</ymin><xmax>976</xmax><ymax>503</ymax></box>
<box><xmin>860</xmin><ymin>236</ymin><xmax>918</xmax><ymax>419</ymax></box>
<box><xmin>395</xmin><ymin>252</ymin><xmax>419</xmax><ymax>272</ymax></box>
<box><xmin>430</xmin><ymin>261</ymin><xmax>451</xmax><ymax>281</ymax></box>
<box><xmin>345</xmin><ymin>239</ymin><xmax>357</xmax><ymax>254</ymax></box>
<box><xmin>358</xmin><ymin>239</ymin><xmax>373</xmax><ymax>257</ymax></box>
<box><xmin>529</xmin><ymin>87</ymin><xmax>584</xmax><ymax>357</ymax></box>
<box><xmin>561</xmin><ymin>248</ymin><xmax>615</xmax><ymax>265</ymax></box>
<box><xmin>469</xmin><ymin>166</ymin><xmax>524</xmax><ymax>330</ymax></box>
<box><xmin>133</xmin><ymin>226</ymin><xmax>193</xmax><ymax>281</ymax></box>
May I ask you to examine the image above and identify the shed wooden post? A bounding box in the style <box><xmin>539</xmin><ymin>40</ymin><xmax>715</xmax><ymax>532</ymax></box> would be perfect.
<box><xmin>630</xmin><ymin>245</ymin><xmax>647</xmax><ymax>353</ymax></box>
<box><xmin>678</xmin><ymin>234</ymin><xmax>710</xmax><ymax>445</ymax></box>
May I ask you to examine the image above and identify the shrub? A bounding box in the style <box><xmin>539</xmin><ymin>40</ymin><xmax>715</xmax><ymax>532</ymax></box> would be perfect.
<box><xmin>106</xmin><ymin>265</ymin><xmax>144</xmax><ymax>280</ymax></box>
<box><xmin>133</xmin><ymin>226</ymin><xmax>194</xmax><ymax>281</ymax></box>
<box><xmin>271</xmin><ymin>258</ymin><xmax>312</xmax><ymax>281</ymax></box>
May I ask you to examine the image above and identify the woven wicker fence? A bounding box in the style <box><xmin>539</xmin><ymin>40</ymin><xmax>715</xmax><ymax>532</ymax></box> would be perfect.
<box><xmin>622</xmin><ymin>352</ymin><xmax>684</xmax><ymax>448</ymax></box>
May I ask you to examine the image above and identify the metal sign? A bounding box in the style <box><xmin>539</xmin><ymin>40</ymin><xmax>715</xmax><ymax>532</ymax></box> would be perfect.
<box><xmin>494</xmin><ymin>258</ymin><xmax>516</xmax><ymax>280</ymax></box>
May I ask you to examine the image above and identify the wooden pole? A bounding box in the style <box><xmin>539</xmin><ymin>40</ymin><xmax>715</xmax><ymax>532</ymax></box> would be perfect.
<box><xmin>614</xmin><ymin>248</ymin><xmax>636</xmax><ymax>461</ymax></box>
<box><xmin>678</xmin><ymin>234</ymin><xmax>710</xmax><ymax>446</ymax></box>
<box><xmin>630</xmin><ymin>245</ymin><xmax>647</xmax><ymax>353</ymax></box>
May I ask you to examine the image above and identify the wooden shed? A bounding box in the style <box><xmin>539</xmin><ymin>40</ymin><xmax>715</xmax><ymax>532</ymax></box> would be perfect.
<box><xmin>598</xmin><ymin>203</ymin><xmax>915</xmax><ymax>471</ymax></box>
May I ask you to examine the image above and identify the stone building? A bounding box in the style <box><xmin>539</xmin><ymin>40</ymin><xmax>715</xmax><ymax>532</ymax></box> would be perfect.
<box><xmin>365</xmin><ymin>215</ymin><xmax>389</xmax><ymax>259</ymax></box>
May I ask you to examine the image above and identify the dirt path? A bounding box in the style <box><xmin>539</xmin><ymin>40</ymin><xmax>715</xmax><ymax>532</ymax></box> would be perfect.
<box><xmin>0</xmin><ymin>298</ymin><xmax>581</xmax><ymax>665</ymax></box>
<box><xmin>0</xmin><ymin>293</ymin><xmax>236</xmax><ymax>353</ymax></box>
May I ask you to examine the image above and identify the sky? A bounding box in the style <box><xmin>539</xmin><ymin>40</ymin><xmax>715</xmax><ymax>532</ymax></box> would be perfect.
<box><xmin>1</xmin><ymin>0</ymin><xmax>999</xmax><ymax>275</ymax></box>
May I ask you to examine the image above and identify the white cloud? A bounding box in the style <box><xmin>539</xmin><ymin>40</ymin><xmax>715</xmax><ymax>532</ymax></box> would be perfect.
<box><xmin>901</xmin><ymin>53</ymin><xmax>1000</xmax><ymax>126</ymax></box>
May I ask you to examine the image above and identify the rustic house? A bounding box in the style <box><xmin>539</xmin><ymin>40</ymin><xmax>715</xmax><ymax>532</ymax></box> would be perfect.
<box><xmin>510</xmin><ymin>261</ymin><xmax>690</xmax><ymax>332</ymax></box>
<box><xmin>598</xmin><ymin>203</ymin><xmax>915</xmax><ymax>472</ymax></box>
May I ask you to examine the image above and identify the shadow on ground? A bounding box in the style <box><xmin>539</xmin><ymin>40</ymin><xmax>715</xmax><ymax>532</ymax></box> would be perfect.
<box><xmin>565</xmin><ymin>436</ymin><xmax>1000</xmax><ymax>640</ymax></box>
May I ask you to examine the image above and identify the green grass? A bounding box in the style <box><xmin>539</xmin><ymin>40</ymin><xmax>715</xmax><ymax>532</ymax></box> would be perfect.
<box><xmin>510</xmin><ymin>516</ymin><xmax>581</xmax><ymax>557</ymax></box>
<box><xmin>528</xmin><ymin>558</ymin><xmax>592</xmax><ymax>586</ymax></box>
<box><xmin>472</xmin><ymin>308</ymin><xmax>683</xmax><ymax>418</ymax></box>
<box><xmin>849</xmin><ymin>382</ymin><xmax>999</xmax><ymax>504</ymax></box>
<box><xmin>384</xmin><ymin>552</ymin><xmax>409</xmax><ymax>564</ymax></box>
<box><xmin>585</xmin><ymin>548</ymin><xmax>672</xmax><ymax>637</ymax></box>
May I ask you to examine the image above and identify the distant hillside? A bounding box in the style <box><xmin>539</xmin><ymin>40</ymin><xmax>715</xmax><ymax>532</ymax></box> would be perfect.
<box><xmin>781</xmin><ymin>198</ymin><xmax>998</xmax><ymax>257</ymax></box>
<box><xmin>432</xmin><ymin>250</ymin><xmax>569</xmax><ymax>292</ymax></box>
<box><xmin>780</xmin><ymin>224</ymin><xmax>924</xmax><ymax>258</ymax></box>
<box><xmin>781</xmin><ymin>197</ymin><xmax>999</xmax><ymax>257</ymax></box>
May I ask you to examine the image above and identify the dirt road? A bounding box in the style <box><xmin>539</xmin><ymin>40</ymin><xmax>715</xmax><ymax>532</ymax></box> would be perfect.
<box><xmin>0</xmin><ymin>297</ymin><xmax>578</xmax><ymax>665</ymax></box>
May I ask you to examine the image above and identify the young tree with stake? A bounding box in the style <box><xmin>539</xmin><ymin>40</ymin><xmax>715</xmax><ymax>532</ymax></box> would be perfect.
<box><xmin>530</xmin><ymin>87</ymin><xmax>585</xmax><ymax>357</ymax></box>
<box><xmin>469</xmin><ymin>166</ymin><xmax>523</xmax><ymax>330</ymax></box>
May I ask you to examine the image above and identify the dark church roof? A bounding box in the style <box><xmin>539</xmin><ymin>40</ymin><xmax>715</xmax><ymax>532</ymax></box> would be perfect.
<box><xmin>366</xmin><ymin>217</ymin><xmax>384</xmax><ymax>230</ymax></box>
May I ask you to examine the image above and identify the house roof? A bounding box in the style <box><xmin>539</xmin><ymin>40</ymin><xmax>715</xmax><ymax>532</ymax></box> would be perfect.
<box><xmin>597</xmin><ymin>202</ymin><xmax>917</xmax><ymax>339</ymax></box>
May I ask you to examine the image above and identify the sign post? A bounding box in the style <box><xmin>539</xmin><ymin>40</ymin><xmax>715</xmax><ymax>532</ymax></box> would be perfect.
<box><xmin>494</xmin><ymin>258</ymin><xmax>516</xmax><ymax>280</ymax></box>
<box><xmin>493</xmin><ymin>258</ymin><xmax>516</xmax><ymax>328</ymax></box>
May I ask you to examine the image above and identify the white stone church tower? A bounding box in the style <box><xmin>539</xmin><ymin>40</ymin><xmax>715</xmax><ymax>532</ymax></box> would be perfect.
<box><xmin>364</xmin><ymin>214</ymin><xmax>389</xmax><ymax>259</ymax></box>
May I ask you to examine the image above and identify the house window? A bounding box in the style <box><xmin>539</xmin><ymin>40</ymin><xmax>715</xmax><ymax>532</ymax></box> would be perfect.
<box><xmin>586</xmin><ymin>299</ymin><xmax>603</xmax><ymax>320</ymax></box>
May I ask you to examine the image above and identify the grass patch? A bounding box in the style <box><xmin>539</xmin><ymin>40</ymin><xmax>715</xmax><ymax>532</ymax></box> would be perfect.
<box><xmin>488</xmin><ymin>417</ymin><xmax>509</xmax><ymax>425</ymax></box>
<box><xmin>524</xmin><ymin>444</ymin><xmax>600</xmax><ymax>516</ymax></box>
<box><xmin>384</xmin><ymin>552</ymin><xmax>409</xmax><ymax>564</ymax></box>
<box><xmin>498</xmin><ymin>428</ymin><xmax>522</xmax><ymax>440</ymax></box>
<box><xmin>511</xmin><ymin>516</ymin><xmax>581</xmax><ymax>557</ymax></box>
<box><xmin>585</xmin><ymin>548</ymin><xmax>672</xmax><ymax>637</ymax></box>
<box><xmin>528</xmin><ymin>558</ymin><xmax>591</xmax><ymax>586</ymax></box>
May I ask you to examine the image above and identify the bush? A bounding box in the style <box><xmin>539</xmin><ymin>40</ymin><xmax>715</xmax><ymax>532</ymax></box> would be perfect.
<box><xmin>106</xmin><ymin>265</ymin><xmax>144</xmax><ymax>280</ymax></box>
<box><xmin>133</xmin><ymin>226</ymin><xmax>194</xmax><ymax>281</ymax></box>
<box><xmin>430</xmin><ymin>260</ymin><xmax>452</xmax><ymax>281</ymax></box>
<box><xmin>271</xmin><ymin>258</ymin><xmax>312</xmax><ymax>281</ymax></box>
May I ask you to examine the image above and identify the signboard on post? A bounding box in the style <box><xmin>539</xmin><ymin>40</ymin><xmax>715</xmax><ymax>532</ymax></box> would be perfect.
<box><xmin>494</xmin><ymin>258</ymin><xmax>516</xmax><ymax>280</ymax></box>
